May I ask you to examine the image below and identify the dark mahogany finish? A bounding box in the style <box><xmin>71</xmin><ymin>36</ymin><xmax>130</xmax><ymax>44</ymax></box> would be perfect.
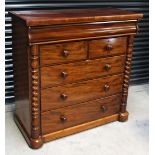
<box><xmin>9</xmin><ymin>8</ymin><xmax>143</xmax><ymax>149</ymax></box>
<box><xmin>9</xmin><ymin>8</ymin><xmax>142</xmax><ymax>26</ymax></box>
<box><xmin>42</xmin><ymin>94</ymin><xmax>122</xmax><ymax>134</ymax></box>
<box><xmin>41</xmin><ymin>55</ymin><xmax>125</xmax><ymax>88</ymax></box>
<box><xmin>40</xmin><ymin>41</ymin><xmax>87</xmax><ymax>66</ymax></box>
<box><xmin>41</xmin><ymin>74</ymin><xmax>123</xmax><ymax>111</ymax></box>
<box><xmin>89</xmin><ymin>37</ymin><xmax>127</xmax><ymax>58</ymax></box>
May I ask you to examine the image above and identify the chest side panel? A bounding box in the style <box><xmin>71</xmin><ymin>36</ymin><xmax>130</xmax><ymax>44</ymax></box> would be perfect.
<box><xmin>12</xmin><ymin>18</ymin><xmax>31</xmax><ymax>136</ymax></box>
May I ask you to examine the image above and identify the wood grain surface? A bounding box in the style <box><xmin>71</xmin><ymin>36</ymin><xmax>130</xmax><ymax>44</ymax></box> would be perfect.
<box><xmin>42</xmin><ymin>94</ymin><xmax>121</xmax><ymax>134</ymax></box>
<box><xmin>41</xmin><ymin>55</ymin><xmax>125</xmax><ymax>88</ymax></box>
<box><xmin>12</xmin><ymin>18</ymin><xmax>31</xmax><ymax>136</ymax></box>
<box><xmin>10</xmin><ymin>8</ymin><xmax>143</xmax><ymax>26</ymax></box>
<box><xmin>41</xmin><ymin>74</ymin><xmax>123</xmax><ymax>111</ymax></box>
<box><xmin>89</xmin><ymin>37</ymin><xmax>127</xmax><ymax>58</ymax></box>
<box><xmin>40</xmin><ymin>41</ymin><xmax>87</xmax><ymax>66</ymax></box>
<box><xmin>28</xmin><ymin>22</ymin><xmax>136</xmax><ymax>44</ymax></box>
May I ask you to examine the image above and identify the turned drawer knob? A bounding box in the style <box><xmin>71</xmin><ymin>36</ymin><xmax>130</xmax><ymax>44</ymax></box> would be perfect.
<box><xmin>100</xmin><ymin>105</ymin><xmax>106</xmax><ymax>113</ymax></box>
<box><xmin>60</xmin><ymin>115</ymin><xmax>67</xmax><ymax>122</ymax></box>
<box><xmin>60</xmin><ymin>93</ymin><xmax>68</xmax><ymax>100</ymax></box>
<box><xmin>106</xmin><ymin>44</ymin><xmax>113</xmax><ymax>51</ymax></box>
<box><xmin>61</xmin><ymin>71</ymin><xmax>68</xmax><ymax>78</ymax></box>
<box><xmin>104</xmin><ymin>64</ymin><xmax>111</xmax><ymax>71</ymax></box>
<box><xmin>62</xmin><ymin>50</ymin><xmax>69</xmax><ymax>57</ymax></box>
<box><xmin>104</xmin><ymin>84</ymin><xmax>110</xmax><ymax>92</ymax></box>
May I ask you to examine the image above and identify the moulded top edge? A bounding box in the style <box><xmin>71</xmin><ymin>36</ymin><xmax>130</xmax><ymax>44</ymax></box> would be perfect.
<box><xmin>9</xmin><ymin>8</ymin><xmax>143</xmax><ymax>27</ymax></box>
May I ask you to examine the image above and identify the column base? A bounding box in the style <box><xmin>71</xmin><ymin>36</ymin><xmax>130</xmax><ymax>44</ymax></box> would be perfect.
<box><xmin>119</xmin><ymin>111</ymin><xmax>129</xmax><ymax>122</ymax></box>
<box><xmin>30</xmin><ymin>136</ymin><xmax>43</xmax><ymax>149</ymax></box>
<box><xmin>14</xmin><ymin>114</ymin><xmax>43</xmax><ymax>149</ymax></box>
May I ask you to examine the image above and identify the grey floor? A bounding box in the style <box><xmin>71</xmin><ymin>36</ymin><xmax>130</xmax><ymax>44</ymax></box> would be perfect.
<box><xmin>5</xmin><ymin>84</ymin><xmax>149</xmax><ymax>155</ymax></box>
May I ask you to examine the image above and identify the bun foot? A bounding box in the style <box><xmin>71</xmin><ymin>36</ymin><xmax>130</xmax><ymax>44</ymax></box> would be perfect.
<box><xmin>119</xmin><ymin>111</ymin><xmax>129</xmax><ymax>122</ymax></box>
<box><xmin>30</xmin><ymin>136</ymin><xmax>43</xmax><ymax>149</ymax></box>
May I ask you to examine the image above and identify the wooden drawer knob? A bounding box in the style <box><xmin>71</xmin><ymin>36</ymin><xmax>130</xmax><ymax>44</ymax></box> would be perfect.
<box><xmin>61</xmin><ymin>71</ymin><xmax>68</xmax><ymax>78</ymax></box>
<box><xmin>60</xmin><ymin>115</ymin><xmax>67</xmax><ymax>122</ymax></box>
<box><xmin>60</xmin><ymin>93</ymin><xmax>68</xmax><ymax>100</ymax></box>
<box><xmin>104</xmin><ymin>84</ymin><xmax>110</xmax><ymax>92</ymax></box>
<box><xmin>106</xmin><ymin>44</ymin><xmax>113</xmax><ymax>51</ymax></box>
<box><xmin>62</xmin><ymin>50</ymin><xmax>69</xmax><ymax>57</ymax></box>
<box><xmin>100</xmin><ymin>105</ymin><xmax>106</xmax><ymax>113</ymax></box>
<box><xmin>104</xmin><ymin>64</ymin><xmax>111</xmax><ymax>71</ymax></box>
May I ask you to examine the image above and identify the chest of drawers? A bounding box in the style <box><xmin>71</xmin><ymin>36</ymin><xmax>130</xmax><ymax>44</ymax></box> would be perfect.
<box><xmin>10</xmin><ymin>8</ymin><xmax>143</xmax><ymax>149</ymax></box>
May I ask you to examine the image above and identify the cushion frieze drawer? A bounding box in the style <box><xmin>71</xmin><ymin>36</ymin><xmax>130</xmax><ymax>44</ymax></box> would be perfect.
<box><xmin>42</xmin><ymin>94</ymin><xmax>122</xmax><ymax>135</ymax></box>
<box><xmin>89</xmin><ymin>37</ymin><xmax>127</xmax><ymax>58</ymax></box>
<box><xmin>41</xmin><ymin>55</ymin><xmax>125</xmax><ymax>88</ymax></box>
<box><xmin>40</xmin><ymin>41</ymin><xmax>87</xmax><ymax>66</ymax></box>
<box><xmin>41</xmin><ymin>74</ymin><xmax>123</xmax><ymax>111</ymax></box>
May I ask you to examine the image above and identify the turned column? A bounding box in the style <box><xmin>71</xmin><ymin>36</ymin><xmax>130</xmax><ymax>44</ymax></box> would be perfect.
<box><xmin>30</xmin><ymin>45</ymin><xmax>43</xmax><ymax>148</ymax></box>
<box><xmin>119</xmin><ymin>35</ymin><xmax>134</xmax><ymax>122</ymax></box>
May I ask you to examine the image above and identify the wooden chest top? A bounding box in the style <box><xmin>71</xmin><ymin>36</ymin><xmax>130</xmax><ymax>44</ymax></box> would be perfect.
<box><xmin>9</xmin><ymin>8</ymin><xmax>143</xmax><ymax>44</ymax></box>
<box><xmin>10</xmin><ymin>8</ymin><xmax>142</xmax><ymax>26</ymax></box>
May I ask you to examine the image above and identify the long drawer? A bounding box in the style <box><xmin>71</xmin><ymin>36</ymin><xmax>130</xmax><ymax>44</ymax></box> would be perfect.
<box><xmin>41</xmin><ymin>55</ymin><xmax>125</xmax><ymax>88</ymax></box>
<box><xmin>42</xmin><ymin>94</ymin><xmax>121</xmax><ymax>134</ymax></box>
<box><xmin>41</xmin><ymin>74</ymin><xmax>123</xmax><ymax>111</ymax></box>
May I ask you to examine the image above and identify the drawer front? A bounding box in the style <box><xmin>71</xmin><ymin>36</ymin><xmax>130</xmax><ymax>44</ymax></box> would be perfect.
<box><xmin>40</xmin><ymin>41</ymin><xmax>87</xmax><ymax>66</ymax></box>
<box><xmin>89</xmin><ymin>37</ymin><xmax>127</xmax><ymax>58</ymax></box>
<box><xmin>29</xmin><ymin>22</ymin><xmax>136</xmax><ymax>43</ymax></box>
<box><xmin>42</xmin><ymin>94</ymin><xmax>121</xmax><ymax>134</ymax></box>
<box><xmin>41</xmin><ymin>55</ymin><xmax>125</xmax><ymax>88</ymax></box>
<box><xmin>41</xmin><ymin>74</ymin><xmax>123</xmax><ymax>111</ymax></box>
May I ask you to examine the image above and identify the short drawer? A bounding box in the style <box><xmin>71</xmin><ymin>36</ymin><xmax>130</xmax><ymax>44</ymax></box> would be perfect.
<box><xmin>41</xmin><ymin>55</ymin><xmax>125</xmax><ymax>88</ymax></box>
<box><xmin>41</xmin><ymin>94</ymin><xmax>121</xmax><ymax>134</ymax></box>
<box><xmin>41</xmin><ymin>74</ymin><xmax>123</xmax><ymax>111</ymax></box>
<box><xmin>40</xmin><ymin>41</ymin><xmax>87</xmax><ymax>66</ymax></box>
<box><xmin>89</xmin><ymin>37</ymin><xmax>127</xmax><ymax>58</ymax></box>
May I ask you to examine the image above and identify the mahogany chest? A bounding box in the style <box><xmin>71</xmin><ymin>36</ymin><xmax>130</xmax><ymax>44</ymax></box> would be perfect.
<box><xmin>9</xmin><ymin>8</ymin><xmax>143</xmax><ymax>149</ymax></box>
